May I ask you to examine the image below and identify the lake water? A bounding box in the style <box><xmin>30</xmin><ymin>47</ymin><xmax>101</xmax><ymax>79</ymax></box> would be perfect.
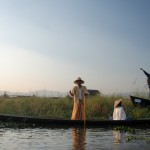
<box><xmin>0</xmin><ymin>127</ymin><xmax>150</xmax><ymax>150</ymax></box>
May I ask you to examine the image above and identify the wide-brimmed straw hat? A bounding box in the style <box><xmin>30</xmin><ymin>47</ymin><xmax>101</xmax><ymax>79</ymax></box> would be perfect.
<box><xmin>114</xmin><ymin>99</ymin><xmax>122</xmax><ymax>108</ymax></box>
<box><xmin>74</xmin><ymin>77</ymin><xmax>84</xmax><ymax>84</ymax></box>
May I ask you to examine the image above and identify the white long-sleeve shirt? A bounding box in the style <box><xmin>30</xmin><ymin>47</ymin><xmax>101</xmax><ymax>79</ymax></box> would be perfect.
<box><xmin>71</xmin><ymin>85</ymin><xmax>88</xmax><ymax>104</ymax></box>
<box><xmin>113</xmin><ymin>107</ymin><xmax>126</xmax><ymax>120</ymax></box>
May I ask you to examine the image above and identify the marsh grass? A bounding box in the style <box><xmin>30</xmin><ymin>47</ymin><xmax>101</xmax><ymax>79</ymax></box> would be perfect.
<box><xmin>0</xmin><ymin>94</ymin><xmax>150</xmax><ymax>119</ymax></box>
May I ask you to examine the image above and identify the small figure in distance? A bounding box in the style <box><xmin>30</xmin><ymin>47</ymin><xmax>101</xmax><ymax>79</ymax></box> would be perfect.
<box><xmin>113</xmin><ymin>99</ymin><xmax>126</xmax><ymax>120</ymax></box>
<box><xmin>69</xmin><ymin>77</ymin><xmax>88</xmax><ymax>120</ymax></box>
<box><xmin>140</xmin><ymin>68</ymin><xmax>150</xmax><ymax>98</ymax></box>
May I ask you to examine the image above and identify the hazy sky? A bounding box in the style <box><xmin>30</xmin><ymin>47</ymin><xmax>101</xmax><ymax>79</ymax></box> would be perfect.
<box><xmin>0</xmin><ymin>0</ymin><xmax>150</xmax><ymax>94</ymax></box>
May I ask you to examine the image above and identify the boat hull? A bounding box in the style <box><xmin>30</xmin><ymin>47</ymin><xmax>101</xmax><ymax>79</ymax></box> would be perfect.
<box><xmin>130</xmin><ymin>95</ymin><xmax>150</xmax><ymax>108</ymax></box>
<box><xmin>0</xmin><ymin>114</ymin><xmax>150</xmax><ymax>128</ymax></box>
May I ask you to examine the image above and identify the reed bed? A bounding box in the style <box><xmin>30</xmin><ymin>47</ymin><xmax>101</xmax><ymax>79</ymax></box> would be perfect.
<box><xmin>0</xmin><ymin>95</ymin><xmax>150</xmax><ymax>120</ymax></box>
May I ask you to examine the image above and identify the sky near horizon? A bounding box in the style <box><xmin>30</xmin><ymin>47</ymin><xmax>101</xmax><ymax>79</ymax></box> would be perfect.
<box><xmin>0</xmin><ymin>0</ymin><xmax>150</xmax><ymax>94</ymax></box>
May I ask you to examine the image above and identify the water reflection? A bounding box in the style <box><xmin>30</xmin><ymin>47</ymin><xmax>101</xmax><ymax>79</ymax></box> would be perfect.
<box><xmin>72</xmin><ymin>128</ymin><xmax>86</xmax><ymax>150</ymax></box>
<box><xmin>0</xmin><ymin>127</ymin><xmax>150</xmax><ymax>150</ymax></box>
<box><xmin>113</xmin><ymin>130</ymin><xmax>124</xmax><ymax>144</ymax></box>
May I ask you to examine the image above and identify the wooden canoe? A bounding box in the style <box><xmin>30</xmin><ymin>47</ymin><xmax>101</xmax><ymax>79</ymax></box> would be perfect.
<box><xmin>0</xmin><ymin>114</ymin><xmax>150</xmax><ymax>128</ymax></box>
<box><xmin>130</xmin><ymin>95</ymin><xmax>150</xmax><ymax>108</ymax></box>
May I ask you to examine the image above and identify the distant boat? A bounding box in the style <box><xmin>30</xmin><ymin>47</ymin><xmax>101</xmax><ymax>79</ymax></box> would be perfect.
<box><xmin>130</xmin><ymin>95</ymin><xmax>150</xmax><ymax>108</ymax></box>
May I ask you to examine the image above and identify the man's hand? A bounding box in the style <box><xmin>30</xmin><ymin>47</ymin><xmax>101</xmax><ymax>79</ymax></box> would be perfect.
<box><xmin>69</xmin><ymin>90</ymin><xmax>74</xmax><ymax>96</ymax></box>
<box><xmin>85</xmin><ymin>93</ymin><xmax>88</xmax><ymax>96</ymax></box>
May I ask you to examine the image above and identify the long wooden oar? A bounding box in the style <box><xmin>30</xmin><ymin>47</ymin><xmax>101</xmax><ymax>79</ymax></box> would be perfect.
<box><xmin>84</xmin><ymin>96</ymin><xmax>86</xmax><ymax>128</ymax></box>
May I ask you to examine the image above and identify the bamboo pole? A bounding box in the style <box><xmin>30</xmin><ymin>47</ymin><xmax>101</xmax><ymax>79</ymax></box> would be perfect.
<box><xmin>84</xmin><ymin>96</ymin><xmax>86</xmax><ymax>128</ymax></box>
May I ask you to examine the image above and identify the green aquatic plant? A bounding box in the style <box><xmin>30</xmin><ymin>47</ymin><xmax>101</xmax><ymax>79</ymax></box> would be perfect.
<box><xmin>113</xmin><ymin>126</ymin><xmax>135</xmax><ymax>134</ymax></box>
<box><xmin>0</xmin><ymin>94</ymin><xmax>150</xmax><ymax>119</ymax></box>
<box><xmin>126</xmin><ymin>135</ymin><xmax>150</xmax><ymax>143</ymax></box>
<box><xmin>113</xmin><ymin>125</ymin><xmax>150</xmax><ymax>143</ymax></box>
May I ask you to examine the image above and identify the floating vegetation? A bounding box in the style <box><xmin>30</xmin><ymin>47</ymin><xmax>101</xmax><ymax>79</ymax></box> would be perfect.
<box><xmin>113</xmin><ymin>126</ymin><xmax>135</xmax><ymax>134</ymax></box>
<box><xmin>113</xmin><ymin>126</ymin><xmax>150</xmax><ymax>143</ymax></box>
<box><xmin>126</xmin><ymin>135</ymin><xmax>150</xmax><ymax>143</ymax></box>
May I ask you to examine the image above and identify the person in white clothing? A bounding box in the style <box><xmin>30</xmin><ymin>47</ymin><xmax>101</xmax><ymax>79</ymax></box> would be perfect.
<box><xmin>113</xmin><ymin>99</ymin><xmax>126</xmax><ymax>120</ymax></box>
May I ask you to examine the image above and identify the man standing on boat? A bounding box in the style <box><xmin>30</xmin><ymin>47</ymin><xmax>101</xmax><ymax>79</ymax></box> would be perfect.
<box><xmin>69</xmin><ymin>77</ymin><xmax>88</xmax><ymax>120</ymax></box>
<box><xmin>140</xmin><ymin>68</ymin><xmax>150</xmax><ymax>98</ymax></box>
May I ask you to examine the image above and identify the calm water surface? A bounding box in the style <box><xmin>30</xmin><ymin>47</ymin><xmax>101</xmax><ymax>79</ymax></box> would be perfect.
<box><xmin>0</xmin><ymin>127</ymin><xmax>150</xmax><ymax>150</ymax></box>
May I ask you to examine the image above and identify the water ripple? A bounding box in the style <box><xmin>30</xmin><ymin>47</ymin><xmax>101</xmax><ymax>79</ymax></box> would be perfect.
<box><xmin>0</xmin><ymin>127</ymin><xmax>149</xmax><ymax>150</ymax></box>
